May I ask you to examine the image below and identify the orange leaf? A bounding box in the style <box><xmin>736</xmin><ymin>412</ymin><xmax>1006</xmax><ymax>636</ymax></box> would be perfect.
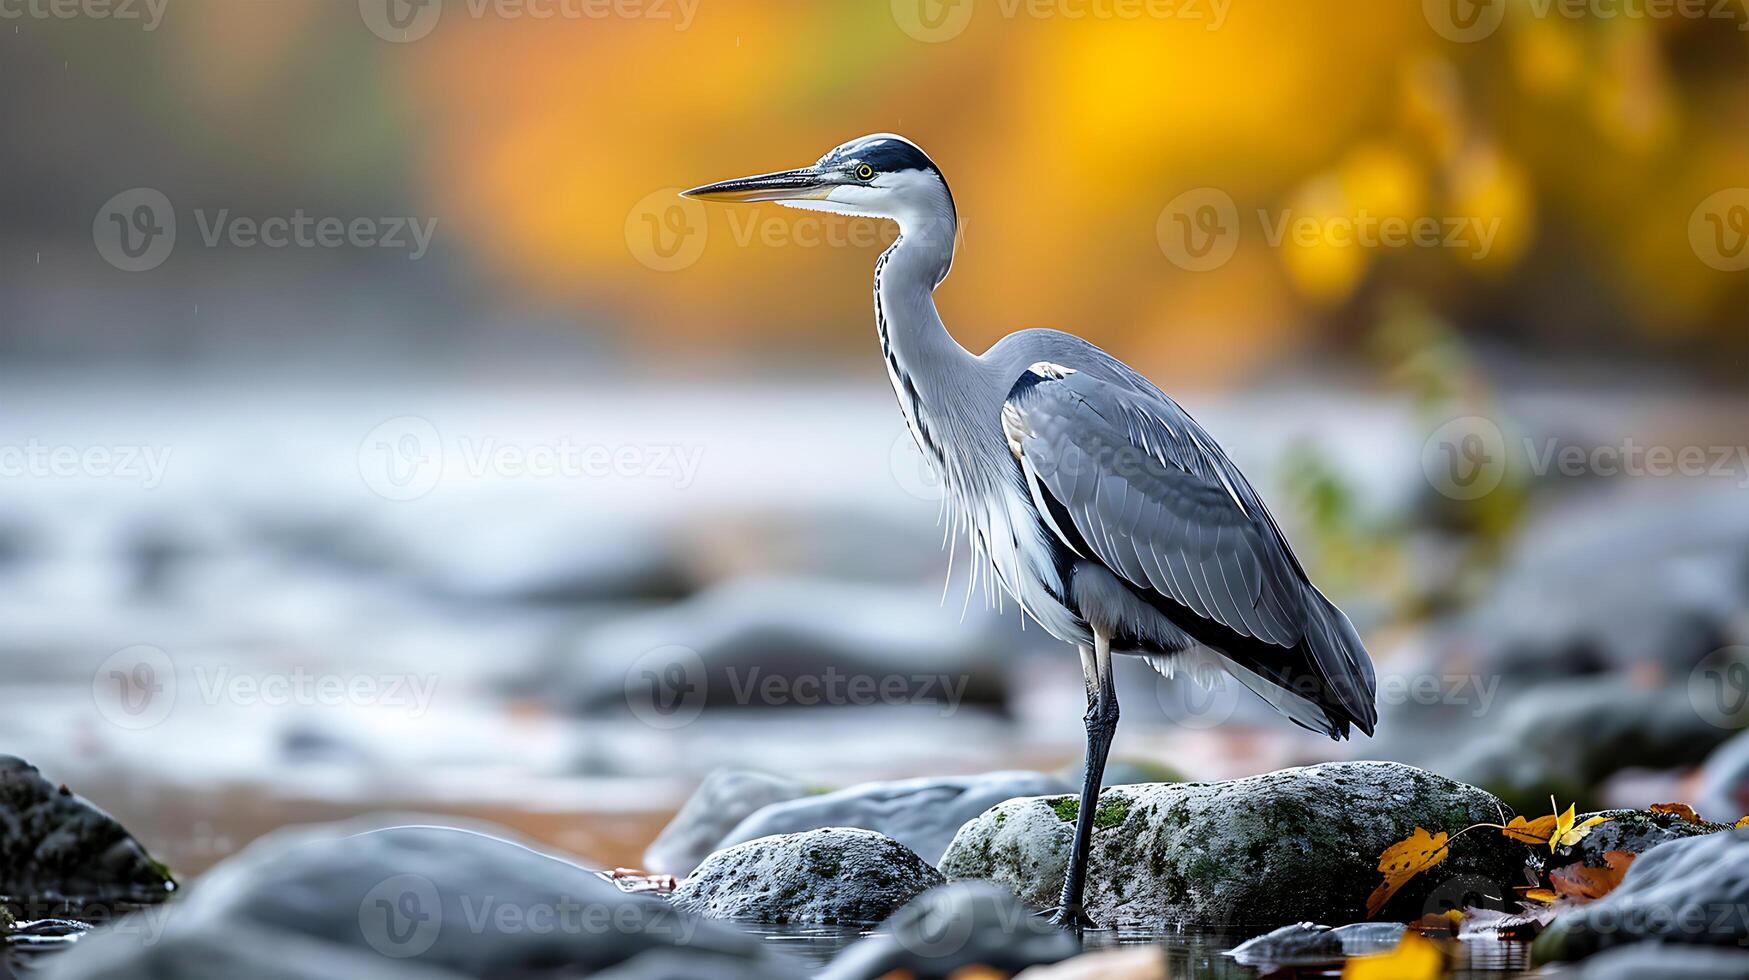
<box><xmin>1343</xmin><ymin>931</ymin><xmax>1447</xmax><ymax>980</ymax></box>
<box><xmin>1735</xmin><ymin>815</ymin><xmax>1749</xmax><ymax>829</ymax></box>
<box><xmin>1650</xmin><ymin>802</ymin><xmax>1703</xmax><ymax>824</ymax></box>
<box><xmin>1549</xmin><ymin>851</ymin><xmax>1635</xmax><ymax>902</ymax></box>
<box><xmin>1519</xmin><ymin>887</ymin><xmax>1558</xmax><ymax>904</ymax></box>
<box><xmin>1366</xmin><ymin>828</ymin><xmax>1451</xmax><ymax>917</ymax></box>
<box><xmin>1500</xmin><ymin>814</ymin><xmax>1557</xmax><ymax>845</ymax></box>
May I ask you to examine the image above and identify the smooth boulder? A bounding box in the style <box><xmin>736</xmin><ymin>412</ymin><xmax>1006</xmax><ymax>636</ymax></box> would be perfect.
<box><xmin>1534</xmin><ymin>827</ymin><xmax>1749</xmax><ymax>963</ymax></box>
<box><xmin>1558</xmin><ymin>943</ymin><xmax>1749</xmax><ymax>979</ymax></box>
<box><xmin>717</xmin><ymin>772</ymin><xmax>1071</xmax><ymax>866</ymax></box>
<box><xmin>1442</xmin><ymin>680</ymin><xmax>1737</xmax><ymax>813</ymax></box>
<box><xmin>939</xmin><ymin>761</ymin><xmax>1523</xmax><ymax>928</ymax></box>
<box><xmin>40</xmin><ymin>819</ymin><xmax>797</xmax><ymax>980</ymax></box>
<box><xmin>671</xmin><ymin>828</ymin><xmax>944</xmax><ymax>925</ymax></box>
<box><xmin>820</xmin><ymin>881</ymin><xmax>1078</xmax><ymax>980</ymax></box>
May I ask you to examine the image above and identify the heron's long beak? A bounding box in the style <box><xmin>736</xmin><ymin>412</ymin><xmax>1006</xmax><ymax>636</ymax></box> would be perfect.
<box><xmin>680</xmin><ymin>166</ymin><xmax>835</xmax><ymax>204</ymax></box>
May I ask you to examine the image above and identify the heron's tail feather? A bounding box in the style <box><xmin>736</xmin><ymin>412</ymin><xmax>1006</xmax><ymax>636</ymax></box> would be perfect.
<box><xmin>1299</xmin><ymin>588</ymin><xmax>1378</xmax><ymax>737</ymax></box>
<box><xmin>1141</xmin><ymin>590</ymin><xmax>1378</xmax><ymax>740</ymax></box>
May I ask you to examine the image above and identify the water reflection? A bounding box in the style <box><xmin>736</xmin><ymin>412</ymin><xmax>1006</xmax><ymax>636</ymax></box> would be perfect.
<box><xmin>748</xmin><ymin>920</ymin><xmax>1534</xmax><ymax>977</ymax></box>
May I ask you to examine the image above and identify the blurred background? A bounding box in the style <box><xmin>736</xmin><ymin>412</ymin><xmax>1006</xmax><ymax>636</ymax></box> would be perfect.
<box><xmin>0</xmin><ymin>0</ymin><xmax>1745</xmax><ymax>882</ymax></box>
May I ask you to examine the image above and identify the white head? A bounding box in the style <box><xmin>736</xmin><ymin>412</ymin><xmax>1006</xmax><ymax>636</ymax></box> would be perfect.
<box><xmin>683</xmin><ymin>133</ymin><xmax>956</xmax><ymax>243</ymax></box>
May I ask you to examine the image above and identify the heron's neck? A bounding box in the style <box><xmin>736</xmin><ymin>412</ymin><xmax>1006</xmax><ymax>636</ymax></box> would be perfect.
<box><xmin>874</xmin><ymin>221</ymin><xmax>973</xmax><ymax>439</ymax></box>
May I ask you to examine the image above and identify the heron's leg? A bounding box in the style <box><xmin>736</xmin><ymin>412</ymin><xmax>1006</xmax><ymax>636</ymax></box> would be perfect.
<box><xmin>1050</xmin><ymin>628</ymin><xmax>1118</xmax><ymax>930</ymax></box>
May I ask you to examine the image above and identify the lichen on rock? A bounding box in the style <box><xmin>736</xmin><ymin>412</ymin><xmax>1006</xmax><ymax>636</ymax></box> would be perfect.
<box><xmin>939</xmin><ymin>761</ymin><xmax>1524</xmax><ymax>928</ymax></box>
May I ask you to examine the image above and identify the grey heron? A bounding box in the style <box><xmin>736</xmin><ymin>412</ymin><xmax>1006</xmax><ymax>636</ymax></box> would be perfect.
<box><xmin>683</xmin><ymin>134</ymin><xmax>1378</xmax><ymax>929</ymax></box>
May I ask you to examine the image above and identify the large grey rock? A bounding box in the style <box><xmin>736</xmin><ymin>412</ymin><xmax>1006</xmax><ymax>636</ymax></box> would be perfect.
<box><xmin>1534</xmin><ymin>828</ymin><xmax>1749</xmax><ymax>963</ymax></box>
<box><xmin>549</xmin><ymin>576</ymin><xmax>1015</xmax><ymax>716</ymax></box>
<box><xmin>643</xmin><ymin>769</ymin><xmax>809</xmax><ymax>876</ymax></box>
<box><xmin>672</xmin><ymin>828</ymin><xmax>944</xmax><ymax>925</ymax></box>
<box><xmin>1555</xmin><ymin>808</ymin><xmax>1729</xmax><ymax>869</ymax></box>
<box><xmin>40</xmin><ymin>820</ymin><xmax>794</xmax><ymax>980</ymax></box>
<box><xmin>1440</xmin><ymin>680</ymin><xmax>1736</xmax><ymax>812</ymax></box>
<box><xmin>1226</xmin><ymin>921</ymin><xmax>1405</xmax><ymax>968</ymax></box>
<box><xmin>939</xmin><ymin>761</ymin><xmax>1522</xmax><ymax>928</ymax></box>
<box><xmin>1458</xmin><ymin>489</ymin><xmax>1749</xmax><ymax>680</ymax></box>
<box><xmin>1697</xmin><ymin>730</ymin><xmax>1749</xmax><ymax>824</ymax></box>
<box><xmin>717</xmin><ymin>772</ymin><xmax>1070</xmax><ymax>866</ymax></box>
<box><xmin>1558</xmin><ymin>942</ymin><xmax>1749</xmax><ymax>979</ymax></box>
<box><xmin>820</xmin><ymin>882</ymin><xmax>1078</xmax><ymax>980</ymax></box>
<box><xmin>0</xmin><ymin>756</ymin><xmax>175</xmax><ymax>920</ymax></box>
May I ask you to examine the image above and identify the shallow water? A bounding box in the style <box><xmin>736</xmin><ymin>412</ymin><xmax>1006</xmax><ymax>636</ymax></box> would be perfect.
<box><xmin>751</xmin><ymin>921</ymin><xmax>1535</xmax><ymax>977</ymax></box>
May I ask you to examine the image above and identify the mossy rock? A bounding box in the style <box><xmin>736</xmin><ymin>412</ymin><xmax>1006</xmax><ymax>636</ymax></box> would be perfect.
<box><xmin>0</xmin><ymin>756</ymin><xmax>175</xmax><ymax>921</ymax></box>
<box><xmin>1554</xmin><ymin>808</ymin><xmax>1729</xmax><ymax>870</ymax></box>
<box><xmin>939</xmin><ymin>761</ymin><xmax>1523</xmax><ymax>928</ymax></box>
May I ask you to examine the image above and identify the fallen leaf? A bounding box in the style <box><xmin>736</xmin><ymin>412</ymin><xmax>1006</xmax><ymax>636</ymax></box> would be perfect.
<box><xmin>1518</xmin><ymin>887</ymin><xmax>1557</xmax><ymax>904</ymax></box>
<box><xmin>1366</xmin><ymin>828</ymin><xmax>1451</xmax><ymax>917</ymax></box>
<box><xmin>1500</xmin><ymin>813</ymin><xmax>1558</xmax><ymax>845</ymax></box>
<box><xmin>1736</xmin><ymin>815</ymin><xmax>1749</xmax><ymax>829</ymax></box>
<box><xmin>1549</xmin><ymin>851</ymin><xmax>1635</xmax><ymax>902</ymax></box>
<box><xmin>1342</xmin><ymin>932</ymin><xmax>1447</xmax><ymax>980</ymax></box>
<box><xmin>1558</xmin><ymin>813</ymin><xmax>1610</xmax><ymax>849</ymax></box>
<box><xmin>1412</xmin><ymin>911</ymin><xmax>1461</xmax><ymax>935</ymax></box>
<box><xmin>1649</xmin><ymin>802</ymin><xmax>1703</xmax><ymax>824</ymax></box>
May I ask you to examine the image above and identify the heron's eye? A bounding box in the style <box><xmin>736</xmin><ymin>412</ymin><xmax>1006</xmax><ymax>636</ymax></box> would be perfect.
<box><xmin>855</xmin><ymin>163</ymin><xmax>876</xmax><ymax>181</ymax></box>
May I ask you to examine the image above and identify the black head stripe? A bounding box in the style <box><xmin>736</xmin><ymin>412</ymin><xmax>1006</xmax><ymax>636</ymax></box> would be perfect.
<box><xmin>821</xmin><ymin>135</ymin><xmax>941</xmax><ymax>177</ymax></box>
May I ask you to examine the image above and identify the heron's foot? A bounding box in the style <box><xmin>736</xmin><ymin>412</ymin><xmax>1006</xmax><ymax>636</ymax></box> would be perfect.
<box><xmin>1037</xmin><ymin>904</ymin><xmax>1099</xmax><ymax>930</ymax></box>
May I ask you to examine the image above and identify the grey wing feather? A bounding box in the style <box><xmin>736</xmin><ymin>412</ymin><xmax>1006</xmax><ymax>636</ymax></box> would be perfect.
<box><xmin>1006</xmin><ymin>369</ymin><xmax>1305</xmax><ymax>647</ymax></box>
